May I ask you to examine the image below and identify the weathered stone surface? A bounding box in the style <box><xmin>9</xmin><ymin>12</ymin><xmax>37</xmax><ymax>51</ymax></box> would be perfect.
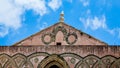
<box><xmin>14</xmin><ymin>22</ymin><xmax>107</xmax><ymax>46</ymax></box>
<box><xmin>0</xmin><ymin>46</ymin><xmax>120</xmax><ymax>68</ymax></box>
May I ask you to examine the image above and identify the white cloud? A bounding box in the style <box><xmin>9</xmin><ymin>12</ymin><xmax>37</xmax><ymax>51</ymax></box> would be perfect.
<box><xmin>48</xmin><ymin>0</ymin><xmax>62</xmax><ymax>11</ymax></box>
<box><xmin>80</xmin><ymin>14</ymin><xmax>120</xmax><ymax>39</ymax></box>
<box><xmin>0</xmin><ymin>0</ymin><xmax>62</xmax><ymax>37</ymax></box>
<box><xmin>0</xmin><ymin>0</ymin><xmax>23</xmax><ymax>29</ymax></box>
<box><xmin>80</xmin><ymin>15</ymin><xmax>107</xmax><ymax>30</ymax></box>
<box><xmin>80</xmin><ymin>0</ymin><xmax>89</xmax><ymax>7</ymax></box>
<box><xmin>14</xmin><ymin>0</ymin><xmax>47</xmax><ymax>16</ymax></box>
<box><xmin>0</xmin><ymin>0</ymin><xmax>23</xmax><ymax>37</ymax></box>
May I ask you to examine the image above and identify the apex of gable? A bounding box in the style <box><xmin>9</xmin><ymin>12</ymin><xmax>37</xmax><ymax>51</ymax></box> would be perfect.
<box><xmin>13</xmin><ymin>12</ymin><xmax>107</xmax><ymax>46</ymax></box>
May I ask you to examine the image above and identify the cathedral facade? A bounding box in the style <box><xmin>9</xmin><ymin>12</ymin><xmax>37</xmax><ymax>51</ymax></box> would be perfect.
<box><xmin>0</xmin><ymin>12</ymin><xmax>120</xmax><ymax>68</ymax></box>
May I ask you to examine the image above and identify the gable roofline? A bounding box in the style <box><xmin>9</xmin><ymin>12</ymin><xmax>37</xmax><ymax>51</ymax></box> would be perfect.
<box><xmin>13</xmin><ymin>22</ymin><xmax>59</xmax><ymax>46</ymax></box>
<box><xmin>13</xmin><ymin>22</ymin><xmax>108</xmax><ymax>46</ymax></box>
<box><xmin>60</xmin><ymin>22</ymin><xmax>108</xmax><ymax>45</ymax></box>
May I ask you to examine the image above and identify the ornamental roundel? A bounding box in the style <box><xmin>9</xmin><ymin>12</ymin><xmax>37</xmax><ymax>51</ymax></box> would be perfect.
<box><xmin>66</xmin><ymin>33</ymin><xmax>77</xmax><ymax>45</ymax></box>
<box><xmin>70</xmin><ymin>58</ymin><xmax>76</xmax><ymax>64</ymax></box>
<box><xmin>41</xmin><ymin>33</ymin><xmax>53</xmax><ymax>45</ymax></box>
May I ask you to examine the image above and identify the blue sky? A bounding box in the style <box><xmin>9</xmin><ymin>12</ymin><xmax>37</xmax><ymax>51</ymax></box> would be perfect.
<box><xmin>0</xmin><ymin>0</ymin><xmax>120</xmax><ymax>46</ymax></box>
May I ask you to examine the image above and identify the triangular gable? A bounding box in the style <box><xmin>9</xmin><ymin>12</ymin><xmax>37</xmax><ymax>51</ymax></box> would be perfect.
<box><xmin>14</xmin><ymin>22</ymin><xmax>107</xmax><ymax>46</ymax></box>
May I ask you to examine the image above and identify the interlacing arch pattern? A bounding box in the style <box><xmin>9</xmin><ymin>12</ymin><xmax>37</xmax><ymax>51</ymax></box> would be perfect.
<box><xmin>0</xmin><ymin>52</ymin><xmax>120</xmax><ymax>68</ymax></box>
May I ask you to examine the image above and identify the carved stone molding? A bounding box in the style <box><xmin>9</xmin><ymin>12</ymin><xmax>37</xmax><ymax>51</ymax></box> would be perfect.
<box><xmin>41</xmin><ymin>33</ymin><xmax>53</xmax><ymax>45</ymax></box>
<box><xmin>0</xmin><ymin>53</ymin><xmax>120</xmax><ymax>68</ymax></box>
<box><xmin>66</xmin><ymin>33</ymin><xmax>78</xmax><ymax>45</ymax></box>
<box><xmin>38</xmin><ymin>54</ymin><xmax>69</xmax><ymax>68</ymax></box>
<box><xmin>52</xmin><ymin>26</ymin><xmax>67</xmax><ymax>41</ymax></box>
<box><xmin>41</xmin><ymin>26</ymin><xmax>79</xmax><ymax>45</ymax></box>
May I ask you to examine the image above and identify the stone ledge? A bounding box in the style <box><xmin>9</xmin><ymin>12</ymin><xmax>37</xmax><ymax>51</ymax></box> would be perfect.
<box><xmin>0</xmin><ymin>46</ymin><xmax>120</xmax><ymax>57</ymax></box>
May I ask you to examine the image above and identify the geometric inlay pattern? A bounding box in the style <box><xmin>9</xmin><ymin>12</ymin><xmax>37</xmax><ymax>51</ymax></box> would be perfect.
<box><xmin>0</xmin><ymin>52</ymin><xmax>120</xmax><ymax>68</ymax></box>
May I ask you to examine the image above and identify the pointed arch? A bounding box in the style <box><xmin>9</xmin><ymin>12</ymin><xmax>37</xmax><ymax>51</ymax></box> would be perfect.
<box><xmin>37</xmin><ymin>54</ymin><xmax>69</xmax><ymax>68</ymax></box>
<box><xmin>52</xmin><ymin>26</ymin><xmax>67</xmax><ymax>41</ymax></box>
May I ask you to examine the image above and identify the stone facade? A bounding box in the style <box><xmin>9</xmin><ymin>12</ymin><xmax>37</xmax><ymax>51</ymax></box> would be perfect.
<box><xmin>14</xmin><ymin>12</ymin><xmax>107</xmax><ymax>46</ymax></box>
<box><xmin>0</xmin><ymin>46</ymin><xmax>120</xmax><ymax>68</ymax></box>
<box><xmin>0</xmin><ymin>12</ymin><xmax>120</xmax><ymax>68</ymax></box>
<box><xmin>14</xmin><ymin>22</ymin><xmax>107</xmax><ymax>46</ymax></box>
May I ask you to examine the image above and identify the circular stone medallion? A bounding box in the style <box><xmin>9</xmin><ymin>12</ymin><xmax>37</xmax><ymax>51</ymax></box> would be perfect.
<box><xmin>44</xmin><ymin>35</ymin><xmax>51</xmax><ymax>43</ymax></box>
<box><xmin>68</xmin><ymin>35</ymin><xmax>76</xmax><ymax>43</ymax></box>
<box><xmin>42</xmin><ymin>33</ymin><xmax>52</xmax><ymax>44</ymax></box>
<box><xmin>66</xmin><ymin>33</ymin><xmax>77</xmax><ymax>45</ymax></box>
